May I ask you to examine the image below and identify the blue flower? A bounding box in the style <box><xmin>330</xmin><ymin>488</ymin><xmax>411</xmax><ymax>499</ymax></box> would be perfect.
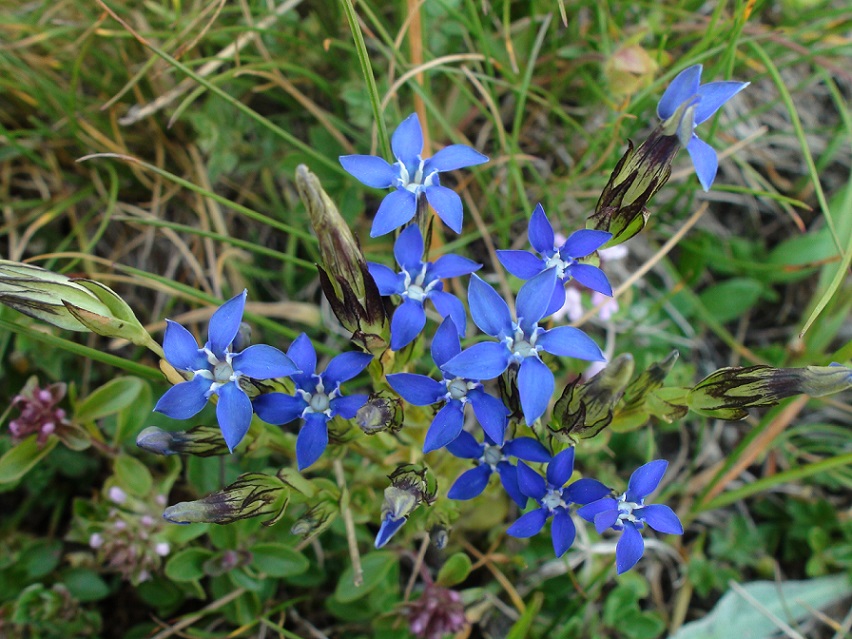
<box><xmin>506</xmin><ymin>448</ymin><xmax>610</xmax><ymax>557</ymax></box>
<box><xmin>153</xmin><ymin>290</ymin><xmax>300</xmax><ymax>452</ymax></box>
<box><xmin>387</xmin><ymin>317</ymin><xmax>508</xmax><ymax>450</ymax></box>
<box><xmin>441</xmin><ymin>270</ymin><xmax>605</xmax><ymax>425</ymax></box>
<box><xmin>252</xmin><ymin>334</ymin><xmax>372</xmax><ymax>470</ymax></box>
<box><xmin>339</xmin><ymin>113</ymin><xmax>489</xmax><ymax>237</ymax></box>
<box><xmin>445</xmin><ymin>430</ymin><xmax>551</xmax><ymax>507</ymax></box>
<box><xmin>497</xmin><ymin>204</ymin><xmax>612</xmax><ymax>316</ymax></box>
<box><xmin>578</xmin><ymin>459</ymin><xmax>683</xmax><ymax>574</ymax></box>
<box><xmin>657</xmin><ymin>64</ymin><xmax>749</xmax><ymax>191</ymax></box>
<box><xmin>369</xmin><ymin>225</ymin><xmax>480</xmax><ymax>351</ymax></box>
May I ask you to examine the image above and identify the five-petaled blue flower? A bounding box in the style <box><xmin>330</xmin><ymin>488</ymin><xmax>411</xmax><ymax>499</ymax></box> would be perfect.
<box><xmin>506</xmin><ymin>448</ymin><xmax>610</xmax><ymax>557</ymax></box>
<box><xmin>339</xmin><ymin>112</ymin><xmax>489</xmax><ymax>237</ymax></box>
<box><xmin>578</xmin><ymin>459</ymin><xmax>683</xmax><ymax>574</ymax></box>
<box><xmin>370</xmin><ymin>225</ymin><xmax>480</xmax><ymax>351</ymax></box>
<box><xmin>154</xmin><ymin>290</ymin><xmax>300</xmax><ymax>453</ymax></box>
<box><xmin>442</xmin><ymin>270</ymin><xmax>605</xmax><ymax>425</ymax></box>
<box><xmin>657</xmin><ymin>64</ymin><xmax>749</xmax><ymax>191</ymax></box>
<box><xmin>497</xmin><ymin>204</ymin><xmax>613</xmax><ymax>316</ymax></box>
<box><xmin>252</xmin><ymin>334</ymin><xmax>372</xmax><ymax>470</ymax></box>
<box><xmin>446</xmin><ymin>430</ymin><xmax>551</xmax><ymax>507</ymax></box>
<box><xmin>387</xmin><ymin>317</ymin><xmax>508</xmax><ymax>451</ymax></box>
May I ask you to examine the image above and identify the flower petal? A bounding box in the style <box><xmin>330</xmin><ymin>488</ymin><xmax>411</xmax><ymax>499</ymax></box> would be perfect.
<box><xmin>232</xmin><ymin>344</ymin><xmax>300</xmax><ymax>379</ymax></box>
<box><xmin>287</xmin><ymin>334</ymin><xmax>317</xmax><ymax>389</ymax></box>
<box><xmin>424</xmin><ymin>144</ymin><xmax>488</xmax><ymax>172</ymax></box>
<box><xmin>393</xmin><ymin>224</ymin><xmax>424</xmax><ymax>273</ymax></box>
<box><xmin>368</xmin><ymin>263</ymin><xmax>404</xmax><ymax>296</ymax></box>
<box><xmin>374</xmin><ymin>514</ymin><xmax>407</xmax><ymax>548</ymax></box>
<box><xmin>330</xmin><ymin>393</ymin><xmax>368</xmax><ymax>419</ymax></box>
<box><xmin>593</xmin><ymin>507</ymin><xmax>620</xmax><ymax>534</ymax></box>
<box><xmin>640</xmin><ymin>504</ymin><xmax>683</xmax><ymax>535</ymax></box>
<box><xmin>370</xmin><ymin>189</ymin><xmax>417</xmax><ymax>238</ymax></box>
<box><xmin>687</xmin><ymin>135</ymin><xmax>718</xmax><ymax>192</ymax></box>
<box><xmin>206</xmin><ymin>290</ymin><xmax>247</xmax><ymax>359</ymax></box>
<box><xmin>551</xmin><ymin>509</ymin><xmax>576</xmax><ymax>557</ymax></box>
<box><xmin>430</xmin><ymin>254</ymin><xmax>481</xmax><ymax>279</ymax></box>
<box><xmin>497</xmin><ymin>250</ymin><xmax>546</xmax><ymax>280</ymax></box>
<box><xmin>577</xmin><ymin>497</ymin><xmax>618</xmax><ymax>523</ymax></box>
<box><xmin>423</xmin><ymin>400</ymin><xmax>465</xmax><ymax>453</ymax></box>
<box><xmin>537</xmin><ymin>326</ymin><xmax>604</xmax><ymax>361</ymax></box>
<box><xmin>424</xmin><ymin>185</ymin><xmax>464</xmax><ymax>234</ymax></box>
<box><xmin>391</xmin><ymin>113</ymin><xmax>424</xmax><ymax>165</ymax></box>
<box><xmin>626</xmin><ymin>459</ymin><xmax>668</xmax><ymax>501</ymax></box>
<box><xmin>657</xmin><ymin>64</ymin><xmax>702</xmax><ymax>121</ymax></box>
<box><xmin>502</xmin><ymin>437</ymin><xmax>551</xmax><ymax>463</ymax></box>
<box><xmin>516</xmin><ymin>461</ymin><xmax>546</xmax><ymax>500</ymax></box>
<box><xmin>564</xmin><ymin>478</ymin><xmax>611</xmax><ymax>506</ymax></box>
<box><xmin>322</xmin><ymin>351</ymin><xmax>373</xmax><ymax>388</ymax></box>
<box><xmin>387</xmin><ymin>373</ymin><xmax>445</xmax><ymax>405</ymax></box>
<box><xmin>544</xmin><ymin>284</ymin><xmax>567</xmax><ymax>319</ymax></box>
<box><xmin>431</xmin><ymin>316</ymin><xmax>461</xmax><ymax>367</ymax></box>
<box><xmin>441</xmin><ymin>342</ymin><xmax>511</xmax><ymax>381</ymax></box>
<box><xmin>429</xmin><ymin>291</ymin><xmax>467</xmax><ymax>338</ymax></box>
<box><xmin>528</xmin><ymin>203</ymin><xmax>555</xmax><ymax>254</ymax></box>
<box><xmin>516</xmin><ymin>268</ymin><xmax>558</xmax><ymax>331</ymax></box>
<box><xmin>296</xmin><ymin>413</ymin><xmax>329</xmax><ymax>470</ymax></box>
<box><xmin>506</xmin><ymin>507</ymin><xmax>548</xmax><ymax>538</ymax></box>
<box><xmin>339</xmin><ymin>154</ymin><xmax>396</xmax><ymax>188</ymax></box>
<box><xmin>162</xmin><ymin>320</ymin><xmax>206</xmax><ymax>371</ymax></box>
<box><xmin>546</xmin><ymin>447</ymin><xmax>575</xmax><ymax>487</ymax></box>
<box><xmin>467</xmin><ymin>274</ymin><xmax>513</xmax><ymax>338</ymax></box>
<box><xmin>253</xmin><ymin>392</ymin><xmax>307</xmax><ymax>425</ymax></box>
<box><xmin>517</xmin><ymin>356</ymin><xmax>554</xmax><ymax>425</ymax></box>
<box><xmin>467</xmin><ymin>388</ymin><xmax>508</xmax><ymax>445</ymax></box>
<box><xmin>153</xmin><ymin>377</ymin><xmax>211</xmax><ymax>420</ymax></box>
<box><xmin>616</xmin><ymin>522</ymin><xmax>645</xmax><ymax>574</ymax></box>
<box><xmin>390</xmin><ymin>298</ymin><xmax>427</xmax><ymax>351</ymax></box>
<box><xmin>496</xmin><ymin>462</ymin><xmax>527</xmax><ymax>507</ymax></box>
<box><xmin>446</xmin><ymin>430</ymin><xmax>483</xmax><ymax>459</ymax></box>
<box><xmin>447</xmin><ymin>464</ymin><xmax>492</xmax><ymax>500</ymax></box>
<box><xmin>693</xmin><ymin>81</ymin><xmax>750</xmax><ymax>125</ymax></box>
<box><xmin>560</xmin><ymin>229</ymin><xmax>613</xmax><ymax>258</ymax></box>
<box><xmin>568</xmin><ymin>264</ymin><xmax>613</xmax><ymax>297</ymax></box>
<box><xmin>216</xmin><ymin>382</ymin><xmax>252</xmax><ymax>452</ymax></box>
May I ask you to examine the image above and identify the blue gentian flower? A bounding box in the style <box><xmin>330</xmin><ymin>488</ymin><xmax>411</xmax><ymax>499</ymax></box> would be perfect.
<box><xmin>445</xmin><ymin>430</ymin><xmax>551</xmax><ymax>506</ymax></box>
<box><xmin>252</xmin><ymin>334</ymin><xmax>372</xmax><ymax>470</ymax></box>
<box><xmin>369</xmin><ymin>225</ymin><xmax>480</xmax><ymax>351</ymax></box>
<box><xmin>387</xmin><ymin>317</ymin><xmax>508</xmax><ymax>450</ymax></box>
<box><xmin>339</xmin><ymin>112</ymin><xmax>489</xmax><ymax>237</ymax></box>
<box><xmin>497</xmin><ymin>204</ymin><xmax>613</xmax><ymax>315</ymax></box>
<box><xmin>506</xmin><ymin>448</ymin><xmax>610</xmax><ymax>557</ymax></box>
<box><xmin>657</xmin><ymin>64</ymin><xmax>749</xmax><ymax>191</ymax></box>
<box><xmin>154</xmin><ymin>290</ymin><xmax>300</xmax><ymax>452</ymax></box>
<box><xmin>578</xmin><ymin>459</ymin><xmax>683</xmax><ymax>574</ymax></box>
<box><xmin>375</xmin><ymin>512</ymin><xmax>408</xmax><ymax>549</ymax></box>
<box><xmin>441</xmin><ymin>270</ymin><xmax>605</xmax><ymax>425</ymax></box>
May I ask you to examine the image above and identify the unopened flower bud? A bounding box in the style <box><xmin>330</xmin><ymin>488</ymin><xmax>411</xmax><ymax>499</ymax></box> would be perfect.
<box><xmin>405</xmin><ymin>584</ymin><xmax>468</xmax><ymax>639</ymax></box>
<box><xmin>290</xmin><ymin>499</ymin><xmax>338</xmax><ymax>539</ymax></box>
<box><xmin>295</xmin><ymin>165</ymin><xmax>388</xmax><ymax>354</ymax></box>
<box><xmin>688</xmin><ymin>364</ymin><xmax>852</xmax><ymax>420</ymax></box>
<box><xmin>8</xmin><ymin>377</ymin><xmax>71</xmax><ymax>446</ymax></box>
<box><xmin>136</xmin><ymin>425</ymin><xmax>232</xmax><ymax>457</ymax></box>
<box><xmin>375</xmin><ymin>464</ymin><xmax>437</xmax><ymax>548</ymax></box>
<box><xmin>162</xmin><ymin>472</ymin><xmax>290</xmax><ymax>526</ymax></box>
<box><xmin>356</xmin><ymin>391</ymin><xmax>403</xmax><ymax>435</ymax></box>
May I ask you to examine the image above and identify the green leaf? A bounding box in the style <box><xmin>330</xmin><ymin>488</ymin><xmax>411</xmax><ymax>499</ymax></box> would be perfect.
<box><xmin>62</xmin><ymin>567</ymin><xmax>110</xmax><ymax>602</ymax></box>
<box><xmin>506</xmin><ymin>591</ymin><xmax>544</xmax><ymax>639</ymax></box>
<box><xmin>334</xmin><ymin>551</ymin><xmax>396</xmax><ymax>603</ymax></box>
<box><xmin>0</xmin><ymin>435</ymin><xmax>58</xmax><ymax>484</ymax></box>
<box><xmin>697</xmin><ymin>278</ymin><xmax>765</xmax><ymax>324</ymax></box>
<box><xmin>436</xmin><ymin>552</ymin><xmax>472</xmax><ymax>587</ymax></box>
<box><xmin>75</xmin><ymin>376</ymin><xmax>144</xmax><ymax>423</ymax></box>
<box><xmin>250</xmin><ymin>543</ymin><xmax>309</xmax><ymax>578</ymax></box>
<box><xmin>114</xmin><ymin>454</ymin><xmax>153</xmax><ymax>497</ymax></box>
<box><xmin>164</xmin><ymin>548</ymin><xmax>214</xmax><ymax>582</ymax></box>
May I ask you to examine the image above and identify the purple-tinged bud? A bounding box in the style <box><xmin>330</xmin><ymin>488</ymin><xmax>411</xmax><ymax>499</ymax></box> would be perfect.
<box><xmin>136</xmin><ymin>424</ymin><xmax>232</xmax><ymax>457</ymax></box>
<box><xmin>405</xmin><ymin>584</ymin><xmax>468</xmax><ymax>639</ymax></box>
<box><xmin>356</xmin><ymin>390</ymin><xmax>404</xmax><ymax>435</ymax></box>
<box><xmin>8</xmin><ymin>377</ymin><xmax>71</xmax><ymax>446</ymax></box>
<box><xmin>375</xmin><ymin>464</ymin><xmax>437</xmax><ymax>548</ymax></box>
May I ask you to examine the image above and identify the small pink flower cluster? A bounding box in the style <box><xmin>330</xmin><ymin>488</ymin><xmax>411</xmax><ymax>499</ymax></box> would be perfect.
<box><xmin>8</xmin><ymin>378</ymin><xmax>71</xmax><ymax>446</ymax></box>
<box><xmin>406</xmin><ymin>584</ymin><xmax>467</xmax><ymax>639</ymax></box>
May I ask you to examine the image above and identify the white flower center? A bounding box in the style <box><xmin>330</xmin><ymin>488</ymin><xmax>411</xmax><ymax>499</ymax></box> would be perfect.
<box><xmin>505</xmin><ymin>325</ymin><xmax>542</xmax><ymax>364</ymax></box>
<box><xmin>196</xmin><ymin>347</ymin><xmax>239</xmax><ymax>396</ymax></box>
<box><xmin>402</xmin><ymin>264</ymin><xmax>439</xmax><ymax>303</ymax></box>
<box><xmin>541</xmin><ymin>488</ymin><xmax>565</xmax><ymax>512</ymax></box>
<box><xmin>395</xmin><ymin>158</ymin><xmax>437</xmax><ymax>194</ymax></box>
<box><xmin>299</xmin><ymin>377</ymin><xmax>337</xmax><ymax>417</ymax></box>
<box><xmin>446</xmin><ymin>377</ymin><xmax>474</xmax><ymax>402</ymax></box>
<box><xmin>544</xmin><ymin>252</ymin><xmax>573</xmax><ymax>279</ymax></box>
<box><xmin>481</xmin><ymin>444</ymin><xmax>504</xmax><ymax>469</ymax></box>
<box><xmin>616</xmin><ymin>494</ymin><xmax>643</xmax><ymax>524</ymax></box>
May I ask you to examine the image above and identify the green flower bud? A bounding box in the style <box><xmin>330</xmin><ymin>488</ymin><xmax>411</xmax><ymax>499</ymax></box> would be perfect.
<box><xmin>162</xmin><ymin>472</ymin><xmax>289</xmax><ymax>526</ymax></box>
<box><xmin>687</xmin><ymin>364</ymin><xmax>852</xmax><ymax>420</ymax></box>
<box><xmin>356</xmin><ymin>390</ymin><xmax>404</xmax><ymax>435</ymax></box>
<box><xmin>136</xmin><ymin>425</ymin><xmax>232</xmax><ymax>457</ymax></box>
<box><xmin>383</xmin><ymin>463</ymin><xmax>437</xmax><ymax>520</ymax></box>
<box><xmin>290</xmin><ymin>499</ymin><xmax>338</xmax><ymax>539</ymax></box>
<box><xmin>295</xmin><ymin>165</ymin><xmax>389</xmax><ymax>354</ymax></box>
